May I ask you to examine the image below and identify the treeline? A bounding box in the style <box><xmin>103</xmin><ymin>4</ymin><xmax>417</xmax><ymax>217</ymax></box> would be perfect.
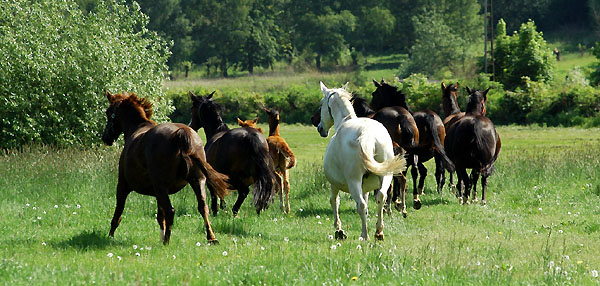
<box><xmin>76</xmin><ymin>0</ymin><xmax>596</xmax><ymax>76</ymax></box>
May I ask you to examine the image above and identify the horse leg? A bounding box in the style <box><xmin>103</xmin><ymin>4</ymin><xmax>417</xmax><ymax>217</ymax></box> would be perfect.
<box><xmin>384</xmin><ymin>184</ymin><xmax>392</xmax><ymax>216</ymax></box>
<box><xmin>470</xmin><ymin>170</ymin><xmax>480</xmax><ymax>204</ymax></box>
<box><xmin>362</xmin><ymin>191</ymin><xmax>370</xmax><ymax>217</ymax></box>
<box><xmin>109</xmin><ymin>180</ymin><xmax>131</xmax><ymax>238</ymax></box>
<box><xmin>330</xmin><ymin>188</ymin><xmax>346</xmax><ymax>240</ymax></box>
<box><xmin>275</xmin><ymin>171</ymin><xmax>284</xmax><ymax>212</ymax></box>
<box><xmin>207</xmin><ymin>184</ymin><xmax>219</xmax><ymax>216</ymax></box>
<box><xmin>434</xmin><ymin>153</ymin><xmax>445</xmax><ymax>194</ymax></box>
<box><xmin>349</xmin><ymin>180</ymin><xmax>369</xmax><ymax>240</ymax></box>
<box><xmin>156</xmin><ymin>203</ymin><xmax>165</xmax><ymax>241</ymax></box>
<box><xmin>456</xmin><ymin>168</ymin><xmax>471</xmax><ymax>205</ymax></box>
<box><xmin>394</xmin><ymin>172</ymin><xmax>408</xmax><ymax>218</ymax></box>
<box><xmin>283</xmin><ymin>169</ymin><xmax>291</xmax><ymax>214</ymax></box>
<box><xmin>189</xmin><ymin>179</ymin><xmax>219</xmax><ymax>244</ymax></box>
<box><xmin>231</xmin><ymin>185</ymin><xmax>250</xmax><ymax>217</ymax></box>
<box><xmin>481</xmin><ymin>174</ymin><xmax>489</xmax><ymax>206</ymax></box>
<box><xmin>417</xmin><ymin>162</ymin><xmax>428</xmax><ymax>196</ymax></box>
<box><xmin>411</xmin><ymin>164</ymin><xmax>421</xmax><ymax>210</ymax></box>
<box><xmin>156</xmin><ymin>192</ymin><xmax>175</xmax><ymax>245</ymax></box>
<box><xmin>375</xmin><ymin>175</ymin><xmax>391</xmax><ymax>241</ymax></box>
<box><xmin>449</xmin><ymin>171</ymin><xmax>457</xmax><ymax>194</ymax></box>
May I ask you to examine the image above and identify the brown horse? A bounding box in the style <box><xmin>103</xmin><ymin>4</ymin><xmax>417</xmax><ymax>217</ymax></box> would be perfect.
<box><xmin>444</xmin><ymin>87</ymin><xmax>501</xmax><ymax>205</ymax></box>
<box><xmin>190</xmin><ymin>91</ymin><xmax>278</xmax><ymax>216</ymax></box>
<box><xmin>101</xmin><ymin>91</ymin><xmax>230</xmax><ymax>245</ymax></box>
<box><xmin>441</xmin><ymin>82</ymin><xmax>465</xmax><ymax>190</ymax></box>
<box><xmin>310</xmin><ymin>95</ymin><xmax>419</xmax><ymax>217</ymax></box>
<box><xmin>238</xmin><ymin>107</ymin><xmax>296</xmax><ymax>213</ymax></box>
<box><xmin>371</xmin><ymin>80</ymin><xmax>455</xmax><ymax>200</ymax></box>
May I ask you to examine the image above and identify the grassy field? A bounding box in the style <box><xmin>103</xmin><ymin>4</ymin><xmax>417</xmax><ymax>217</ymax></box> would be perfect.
<box><xmin>2</xmin><ymin>125</ymin><xmax>600</xmax><ymax>285</ymax></box>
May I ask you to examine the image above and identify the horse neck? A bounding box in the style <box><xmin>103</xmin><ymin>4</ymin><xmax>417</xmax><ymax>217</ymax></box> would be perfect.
<box><xmin>331</xmin><ymin>95</ymin><xmax>357</xmax><ymax>130</ymax></box>
<box><xmin>443</xmin><ymin>91</ymin><xmax>461</xmax><ymax>115</ymax></box>
<box><xmin>353</xmin><ymin>99</ymin><xmax>376</xmax><ymax>117</ymax></box>
<box><xmin>120</xmin><ymin>108</ymin><xmax>155</xmax><ymax>142</ymax></box>
<box><xmin>201</xmin><ymin>112</ymin><xmax>229</xmax><ymax>139</ymax></box>
<box><xmin>465</xmin><ymin>100</ymin><xmax>484</xmax><ymax>116</ymax></box>
<box><xmin>268</xmin><ymin>120</ymin><xmax>280</xmax><ymax>137</ymax></box>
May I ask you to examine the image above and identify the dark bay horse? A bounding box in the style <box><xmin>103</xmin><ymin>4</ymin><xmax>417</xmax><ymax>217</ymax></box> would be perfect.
<box><xmin>190</xmin><ymin>91</ymin><xmax>278</xmax><ymax>216</ymax></box>
<box><xmin>101</xmin><ymin>91</ymin><xmax>230</xmax><ymax>244</ymax></box>
<box><xmin>444</xmin><ymin>87</ymin><xmax>501</xmax><ymax>205</ymax></box>
<box><xmin>238</xmin><ymin>107</ymin><xmax>296</xmax><ymax>213</ymax></box>
<box><xmin>371</xmin><ymin>80</ymin><xmax>455</xmax><ymax>200</ymax></box>
<box><xmin>310</xmin><ymin>95</ymin><xmax>419</xmax><ymax>217</ymax></box>
<box><xmin>441</xmin><ymin>82</ymin><xmax>465</xmax><ymax>190</ymax></box>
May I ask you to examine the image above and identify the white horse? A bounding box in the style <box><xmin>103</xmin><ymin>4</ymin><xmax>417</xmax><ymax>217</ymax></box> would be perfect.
<box><xmin>317</xmin><ymin>82</ymin><xmax>406</xmax><ymax>240</ymax></box>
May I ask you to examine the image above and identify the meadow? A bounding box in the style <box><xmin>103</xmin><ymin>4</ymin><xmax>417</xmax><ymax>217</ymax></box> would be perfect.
<box><xmin>1</xmin><ymin>124</ymin><xmax>600</xmax><ymax>285</ymax></box>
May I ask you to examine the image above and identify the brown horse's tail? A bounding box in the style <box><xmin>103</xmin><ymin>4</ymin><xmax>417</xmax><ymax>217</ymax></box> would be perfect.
<box><xmin>269</xmin><ymin>136</ymin><xmax>296</xmax><ymax>169</ymax></box>
<box><xmin>173</xmin><ymin>128</ymin><xmax>230</xmax><ymax>199</ymax></box>
<box><xmin>247</xmin><ymin>132</ymin><xmax>278</xmax><ymax>214</ymax></box>
<box><xmin>425</xmin><ymin>113</ymin><xmax>455</xmax><ymax>172</ymax></box>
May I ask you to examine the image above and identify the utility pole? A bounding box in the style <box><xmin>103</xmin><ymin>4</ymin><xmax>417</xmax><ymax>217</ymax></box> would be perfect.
<box><xmin>484</xmin><ymin>0</ymin><xmax>495</xmax><ymax>80</ymax></box>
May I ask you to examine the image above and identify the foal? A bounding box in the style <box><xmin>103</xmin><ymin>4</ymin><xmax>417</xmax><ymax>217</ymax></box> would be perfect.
<box><xmin>444</xmin><ymin>87</ymin><xmax>501</xmax><ymax>205</ymax></box>
<box><xmin>101</xmin><ymin>91</ymin><xmax>229</xmax><ymax>244</ymax></box>
<box><xmin>317</xmin><ymin>82</ymin><xmax>405</xmax><ymax>240</ymax></box>
<box><xmin>238</xmin><ymin>108</ymin><xmax>296</xmax><ymax>213</ymax></box>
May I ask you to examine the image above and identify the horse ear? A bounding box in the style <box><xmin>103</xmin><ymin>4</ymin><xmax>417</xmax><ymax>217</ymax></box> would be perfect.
<box><xmin>465</xmin><ymin>86</ymin><xmax>472</xmax><ymax>94</ymax></box>
<box><xmin>208</xmin><ymin>91</ymin><xmax>215</xmax><ymax>99</ymax></box>
<box><xmin>441</xmin><ymin>82</ymin><xmax>446</xmax><ymax>89</ymax></box>
<box><xmin>483</xmin><ymin>87</ymin><xmax>491</xmax><ymax>100</ymax></box>
<box><xmin>105</xmin><ymin>90</ymin><xmax>114</xmax><ymax>102</ymax></box>
<box><xmin>373</xmin><ymin>79</ymin><xmax>381</xmax><ymax>88</ymax></box>
<box><xmin>237</xmin><ymin>118</ymin><xmax>243</xmax><ymax>125</ymax></box>
<box><xmin>342</xmin><ymin>82</ymin><xmax>349</xmax><ymax>90</ymax></box>
<box><xmin>320</xmin><ymin>81</ymin><xmax>328</xmax><ymax>94</ymax></box>
<box><xmin>189</xmin><ymin>91</ymin><xmax>198</xmax><ymax>102</ymax></box>
<box><xmin>381</xmin><ymin>78</ymin><xmax>385</xmax><ymax>84</ymax></box>
<box><xmin>252</xmin><ymin>117</ymin><xmax>259</xmax><ymax>124</ymax></box>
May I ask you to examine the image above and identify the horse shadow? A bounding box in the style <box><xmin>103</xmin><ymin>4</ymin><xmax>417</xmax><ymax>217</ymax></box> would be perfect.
<box><xmin>54</xmin><ymin>229</ymin><xmax>123</xmax><ymax>250</ymax></box>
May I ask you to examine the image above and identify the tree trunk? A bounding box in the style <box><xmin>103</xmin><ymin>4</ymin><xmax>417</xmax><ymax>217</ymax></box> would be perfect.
<box><xmin>315</xmin><ymin>54</ymin><xmax>321</xmax><ymax>71</ymax></box>
<box><xmin>220</xmin><ymin>56</ymin><xmax>228</xmax><ymax>78</ymax></box>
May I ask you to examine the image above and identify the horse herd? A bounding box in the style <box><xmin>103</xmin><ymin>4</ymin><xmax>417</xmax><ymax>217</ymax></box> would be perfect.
<box><xmin>101</xmin><ymin>79</ymin><xmax>500</xmax><ymax>244</ymax></box>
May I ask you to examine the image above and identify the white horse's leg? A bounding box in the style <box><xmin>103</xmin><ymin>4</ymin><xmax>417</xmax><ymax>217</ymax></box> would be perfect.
<box><xmin>349</xmin><ymin>180</ymin><xmax>369</xmax><ymax>240</ymax></box>
<box><xmin>375</xmin><ymin>175</ymin><xmax>391</xmax><ymax>240</ymax></box>
<box><xmin>330</xmin><ymin>188</ymin><xmax>346</xmax><ymax>239</ymax></box>
<box><xmin>362</xmin><ymin>191</ymin><xmax>369</xmax><ymax>216</ymax></box>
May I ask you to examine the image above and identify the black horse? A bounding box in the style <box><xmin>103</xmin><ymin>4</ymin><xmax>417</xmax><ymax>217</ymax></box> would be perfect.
<box><xmin>371</xmin><ymin>80</ymin><xmax>455</xmax><ymax>199</ymax></box>
<box><xmin>190</xmin><ymin>91</ymin><xmax>278</xmax><ymax>216</ymax></box>
<box><xmin>444</xmin><ymin>87</ymin><xmax>501</xmax><ymax>205</ymax></box>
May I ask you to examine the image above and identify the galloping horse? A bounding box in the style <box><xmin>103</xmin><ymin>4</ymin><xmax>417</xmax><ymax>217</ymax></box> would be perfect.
<box><xmin>316</xmin><ymin>82</ymin><xmax>406</xmax><ymax>240</ymax></box>
<box><xmin>101</xmin><ymin>91</ymin><xmax>230</xmax><ymax>244</ymax></box>
<box><xmin>190</xmin><ymin>91</ymin><xmax>277</xmax><ymax>216</ymax></box>
<box><xmin>371</xmin><ymin>80</ymin><xmax>455</xmax><ymax>200</ymax></box>
<box><xmin>444</xmin><ymin>87</ymin><xmax>501</xmax><ymax>205</ymax></box>
<box><xmin>441</xmin><ymin>82</ymin><xmax>465</xmax><ymax>190</ymax></box>
<box><xmin>310</xmin><ymin>95</ymin><xmax>418</xmax><ymax>217</ymax></box>
<box><xmin>238</xmin><ymin>107</ymin><xmax>296</xmax><ymax>213</ymax></box>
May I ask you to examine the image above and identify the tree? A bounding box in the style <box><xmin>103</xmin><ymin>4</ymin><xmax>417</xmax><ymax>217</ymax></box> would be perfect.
<box><xmin>0</xmin><ymin>0</ymin><xmax>171</xmax><ymax>148</ymax></box>
<box><xmin>494</xmin><ymin>19</ymin><xmax>555</xmax><ymax>90</ymax></box>
<box><xmin>352</xmin><ymin>6</ymin><xmax>396</xmax><ymax>52</ymax></box>
<box><xmin>295</xmin><ymin>9</ymin><xmax>356</xmax><ymax>70</ymax></box>
<box><xmin>241</xmin><ymin>0</ymin><xmax>281</xmax><ymax>74</ymax></box>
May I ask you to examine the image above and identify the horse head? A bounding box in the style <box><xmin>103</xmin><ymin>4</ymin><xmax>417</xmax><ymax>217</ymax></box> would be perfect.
<box><xmin>189</xmin><ymin>91</ymin><xmax>217</xmax><ymax>131</ymax></box>
<box><xmin>465</xmin><ymin>87</ymin><xmax>490</xmax><ymax>116</ymax></box>
<box><xmin>102</xmin><ymin>91</ymin><xmax>153</xmax><ymax>146</ymax></box>
<box><xmin>317</xmin><ymin>82</ymin><xmax>337</xmax><ymax>137</ymax></box>
<box><xmin>371</xmin><ymin>79</ymin><xmax>410</xmax><ymax>111</ymax></box>
<box><xmin>441</xmin><ymin>82</ymin><xmax>460</xmax><ymax>116</ymax></box>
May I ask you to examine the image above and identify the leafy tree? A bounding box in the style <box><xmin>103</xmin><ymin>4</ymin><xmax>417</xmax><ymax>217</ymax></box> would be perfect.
<box><xmin>352</xmin><ymin>6</ymin><xmax>396</xmax><ymax>52</ymax></box>
<box><xmin>494</xmin><ymin>19</ymin><xmax>555</xmax><ymax>90</ymax></box>
<box><xmin>295</xmin><ymin>9</ymin><xmax>356</xmax><ymax>70</ymax></box>
<box><xmin>0</xmin><ymin>0</ymin><xmax>171</xmax><ymax>149</ymax></box>
<box><xmin>590</xmin><ymin>42</ymin><xmax>600</xmax><ymax>86</ymax></box>
<box><xmin>240</xmin><ymin>0</ymin><xmax>282</xmax><ymax>74</ymax></box>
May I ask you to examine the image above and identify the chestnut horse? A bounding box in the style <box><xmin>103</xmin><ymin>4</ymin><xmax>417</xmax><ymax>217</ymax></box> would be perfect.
<box><xmin>190</xmin><ymin>91</ymin><xmax>278</xmax><ymax>216</ymax></box>
<box><xmin>441</xmin><ymin>82</ymin><xmax>465</xmax><ymax>191</ymax></box>
<box><xmin>101</xmin><ymin>91</ymin><xmax>230</xmax><ymax>245</ymax></box>
<box><xmin>371</xmin><ymin>80</ymin><xmax>455</xmax><ymax>200</ymax></box>
<box><xmin>444</xmin><ymin>87</ymin><xmax>501</xmax><ymax>205</ymax></box>
<box><xmin>238</xmin><ymin>107</ymin><xmax>296</xmax><ymax>213</ymax></box>
<box><xmin>310</xmin><ymin>95</ymin><xmax>418</xmax><ymax>217</ymax></box>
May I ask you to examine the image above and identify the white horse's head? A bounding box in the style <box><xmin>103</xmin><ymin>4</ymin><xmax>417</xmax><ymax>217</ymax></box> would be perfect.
<box><xmin>317</xmin><ymin>81</ymin><xmax>350</xmax><ymax>137</ymax></box>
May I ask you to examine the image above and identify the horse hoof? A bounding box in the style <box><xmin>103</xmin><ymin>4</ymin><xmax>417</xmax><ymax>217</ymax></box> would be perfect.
<box><xmin>413</xmin><ymin>200</ymin><xmax>422</xmax><ymax>210</ymax></box>
<box><xmin>463</xmin><ymin>197</ymin><xmax>470</xmax><ymax>205</ymax></box>
<box><xmin>334</xmin><ymin>230</ymin><xmax>347</xmax><ymax>240</ymax></box>
<box><xmin>402</xmin><ymin>212</ymin><xmax>407</xmax><ymax>218</ymax></box>
<box><xmin>208</xmin><ymin>239</ymin><xmax>219</xmax><ymax>245</ymax></box>
<box><xmin>481</xmin><ymin>200</ymin><xmax>487</xmax><ymax>206</ymax></box>
<box><xmin>458</xmin><ymin>197</ymin><xmax>464</xmax><ymax>205</ymax></box>
<box><xmin>375</xmin><ymin>233</ymin><xmax>384</xmax><ymax>241</ymax></box>
<box><xmin>394</xmin><ymin>202</ymin><xmax>403</xmax><ymax>212</ymax></box>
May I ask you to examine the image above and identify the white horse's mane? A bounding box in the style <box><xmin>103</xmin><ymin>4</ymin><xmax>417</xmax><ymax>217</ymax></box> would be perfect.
<box><xmin>330</xmin><ymin>88</ymin><xmax>356</xmax><ymax>119</ymax></box>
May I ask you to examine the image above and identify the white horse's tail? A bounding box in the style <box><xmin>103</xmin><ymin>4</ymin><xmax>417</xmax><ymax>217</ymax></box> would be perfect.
<box><xmin>360</xmin><ymin>144</ymin><xmax>406</xmax><ymax>176</ymax></box>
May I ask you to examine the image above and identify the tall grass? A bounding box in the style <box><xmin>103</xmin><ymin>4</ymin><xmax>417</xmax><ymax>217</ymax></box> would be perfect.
<box><xmin>1</xmin><ymin>126</ymin><xmax>600</xmax><ymax>285</ymax></box>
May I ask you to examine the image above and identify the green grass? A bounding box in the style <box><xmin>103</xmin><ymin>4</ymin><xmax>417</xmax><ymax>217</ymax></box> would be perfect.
<box><xmin>2</xmin><ymin>126</ymin><xmax>600</xmax><ymax>285</ymax></box>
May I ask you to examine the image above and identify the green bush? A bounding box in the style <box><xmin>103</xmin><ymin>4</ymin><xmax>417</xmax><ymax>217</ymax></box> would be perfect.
<box><xmin>0</xmin><ymin>0</ymin><xmax>171</xmax><ymax>149</ymax></box>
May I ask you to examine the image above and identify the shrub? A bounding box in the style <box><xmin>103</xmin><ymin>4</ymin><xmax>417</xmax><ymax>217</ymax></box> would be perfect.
<box><xmin>0</xmin><ymin>0</ymin><xmax>171</xmax><ymax>149</ymax></box>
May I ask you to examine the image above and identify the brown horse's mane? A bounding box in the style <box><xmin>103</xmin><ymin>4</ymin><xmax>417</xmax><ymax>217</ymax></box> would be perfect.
<box><xmin>112</xmin><ymin>92</ymin><xmax>154</xmax><ymax>121</ymax></box>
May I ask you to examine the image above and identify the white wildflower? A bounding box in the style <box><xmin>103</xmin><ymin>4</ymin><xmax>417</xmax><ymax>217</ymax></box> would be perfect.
<box><xmin>591</xmin><ymin>270</ymin><xmax>598</xmax><ymax>278</ymax></box>
<box><xmin>107</xmin><ymin>253</ymin><xmax>114</xmax><ymax>258</ymax></box>
<box><xmin>222</xmin><ymin>251</ymin><xmax>228</xmax><ymax>256</ymax></box>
